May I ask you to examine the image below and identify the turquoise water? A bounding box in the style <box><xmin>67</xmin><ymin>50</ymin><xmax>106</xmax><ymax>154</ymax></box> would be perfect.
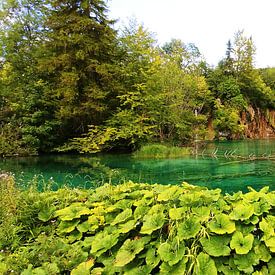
<box><xmin>0</xmin><ymin>139</ymin><xmax>274</xmax><ymax>193</ymax></box>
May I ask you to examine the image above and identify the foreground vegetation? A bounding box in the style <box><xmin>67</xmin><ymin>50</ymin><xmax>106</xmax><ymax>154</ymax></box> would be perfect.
<box><xmin>0</xmin><ymin>175</ymin><xmax>274</xmax><ymax>274</ymax></box>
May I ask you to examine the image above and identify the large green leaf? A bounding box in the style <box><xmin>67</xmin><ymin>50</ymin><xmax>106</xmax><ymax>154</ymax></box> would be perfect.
<box><xmin>58</xmin><ymin>220</ymin><xmax>80</xmax><ymax>234</ymax></box>
<box><xmin>259</xmin><ymin>218</ymin><xmax>274</xmax><ymax>240</ymax></box>
<box><xmin>192</xmin><ymin>206</ymin><xmax>210</xmax><ymax>222</ymax></box>
<box><xmin>265</xmin><ymin>237</ymin><xmax>275</xmax><ymax>252</ymax></box>
<box><xmin>114</xmin><ymin>237</ymin><xmax>150</xmax><ymax>267</ymax></box>
<box><xmin>158</xmin><ymin>240</ymin><xmax>185</xmax><ymax>266</ymax></box>
<box><xmin>230</xmin><ymin>232</ymin><xmax>254</xmax><ymax>254</ymax></box>
<box><xmin>38</xmin><ymin>206</ymin><xmax>56</xmax><ymax>222</ymax></box>
<box><xmin>118</xmin><ymin>219</ymin><xmax>137</xmax><ymax>234</ymax></box>
<box><xmin>229</xmin><ymin>203</ymin><xmax>254</xmax><ymax>221</ymax></box>
<box><xmin>254</xmin><ymin>243</ymin><xmax>272</xmax><ymax>262</ymax></box>
<box><xmin>157</xmin><ymin>186</ymin><xmax>182</xmax><ymax>202</ymax></box>
<box><xmin>159</xmin><ymin>259</ymin><xmax>187</xmax><ymax>275</ymax></box>
<box><xmin>194</xmin><ymin>253</ymin><xmax>217</xmax><ymax>275</ymax></box>
<box><xmin>71</xmin><ymin>259</ymin><xmax>94</xmax><ymax>275</ymax></box>
<box><xmin>77</xmin><ymin>221</ymin><xmax>90</xmax><ymax>233</ymax></box>
<box><xmin>177</xmin><ymin>216</ymin><xmax>201</xmax><ymax>240</ymax></box>
<box><xmin>134</xmin><ymin>205</ymin><xmax>149</xmax><ymax>219</ymax></box>
<box><xmin>123</xmin><ymin>265</ymin><xmax>152</xmax><ymax>275</ymax></box>
<box><xmin>233</xmin><ymin>251</ymin><xmax>259</xmax><ymax>273</ymax></box>
<box><xmin>140</xmin><ymin>213</ymin><xmax>165</xmax><ymax>235</ymax></box>
<box><xmin>146</xmin><ymin>247</ymin><xmax>160</xmax><ymax>269</ymax></box>
<box><xmin>253</xmin><ymin>200</ymin><xmax>271</xmax><ymax>216</ymax></box>
<box><xmin>90</xmin><ymin>230</ymin><xmax>119</xmax><ymax>256</ymax></box>
<box><xmin>169</xmin><ymin>207</ymin><xmax>187</xmax><ymax>220</ymax></box>
<box><xmin>55</xmin><ymin>203</ymin><xmax>91</xmax><ymax>221</ymax></box>
<box><xmin>209</xmin><ymin>214</ymin><xmax>235</xmax><ymax>234</ymax></box>
<box><xmin>266</xmin><ymin>193</ymin><xmax>275</xmax><ymax>206</ymax></box>
<box><xmin>111</xmin><ymin>208</ymin><xmax>132</xmax><ymax>225</ymax></box>
<box><xmin>200</xmin><ymin>235</ymin><xmax>231</xmax><ymax>257</ymax></box>
<box><xmin>268</xmin><ymin>258</ymin><xmax>275</xmax><ymax>274</ymax></box>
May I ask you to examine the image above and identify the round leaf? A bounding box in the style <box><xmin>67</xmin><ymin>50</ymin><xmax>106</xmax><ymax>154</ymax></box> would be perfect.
<box><xmin>140</xmin><ymin>213</ymin><xmax>165</xmax><ymax>235</ymax></box>
<box><xmin>178</xmin><ymin>217</ymin><xmax>201</xmax><ymax>240</ymax></box>
<box><xmin>230</xmin><ymin>232</ymin><xmax>254</xmax><ymax>254</ymax></box>
<box><xmin>200</xmin><ymin>236</ymin><xmax>231</xmax><ymax>257</ymax></box>
<box><xmin>209</xmin><ymin>214</ymin><xmax>235</xmax><ymax>234</ymax></box>
<box><xmin>195</xmin><ymin>253</ymin><xmax>217</xmax><ymax>275</ymax></box>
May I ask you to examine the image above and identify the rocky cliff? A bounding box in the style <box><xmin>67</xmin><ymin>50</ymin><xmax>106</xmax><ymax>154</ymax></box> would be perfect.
<box><xmin>240</xmin><ymin>107</ymin><xmax>275</xmax><ymax>138</ymax></box>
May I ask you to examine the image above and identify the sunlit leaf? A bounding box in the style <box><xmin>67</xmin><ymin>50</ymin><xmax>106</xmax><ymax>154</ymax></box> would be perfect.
<box><xmin>192</xmin><ymin>206</ymin><xmax>210</xmax><ymax>221</ymax></box>
<box><xmin>157</xmin><ymin>186</ymin><xmax>182</xmax><ymax>202</ymax></box>
<box><xmin>194</xmin><ymin>252</ymin><xmax>217</xmax><ymax>275</ymax></box>
<box><xmin>208</xmin><ymin>214</ymin><xmax>235</xmax><ymax>234</ymax></box>
<box><xmin>265</xmin><ymin>237</ymin><xmax>275</xmax><ymax>252</ymax></box>
<box><xmin>253</xmin><ymin>200</ymin><xmax>271</xmax><ymax>216</ymax></box>
<box><xmin>58</xmin><ymin>220</ymin><xmax>80</xmax><ymax>234</ymax></box>
<box><xmin>233</xmin><ymin>251</ymin><xmax>259</xmax><ymax>273</ymax></box>
<box><xmin>230</xmin><ymin>232</ymin><xmax>254</xmax><ymax>254</ymax></box>
<box><xmin>91</xmin><ymin>230</ymin><xmax>119</xmax><ymax>256</ymax></box>
<box><xmin>134</xmin><ymin>205</ymin><xmax>149</xmax><ymax>219</ymax></box>
<box><xmin>265</xmin><ymin>193</ymin><xmax>275</xmax><ymax>206</ymax></box>
<box><xmin>111</xmin><ymin>208</ymin><xmax>132</xmax><ymax>225</ymax></box>
<box><xmin>77</xmin><ymin>221</ymin><xmax>90</xmax><ymax>233</ymax></box>
<box><xmin>178</xmin><ymin>216</ymin><xmax>201</xmax><ymax>240</ymax></box>
<box><xmin>146</xmin><ymin>247</ymin><xmax>160</xmax><ymax>269</ymax></box>
<box><xmin>55</xmin><ymin>203</ymin><xmax>91</xmax><ymax>221</ymax></box>
<box><xmin>244</xmin><ymin>215</ymin><xmax>259</xmax><ymax>225</ymax></box>
<box><xmin>259</xmin><ymin>218</ymin><xmax>274</xmax><ymax>240</ymax></box>
<box><xmin>114</xmin><ymin>237</ymin><xmax>150</xmax><ymax>267</ymax></box>
<box><xmin>140</xmin><ymin>213</ymin><xmax>165</xmax><ymax>235</ymax></box>
<box><xmin>254</xmin><ymin>243</ymin><xmax>272</xmax><ymax>262</ymax></box>
<box><xmin>159</xmin><ymin>259</ymin><xmax>187</xmax><ymax>274</ymax></box>
<box><xmin>229</xmin><ymin>203</ymin><xmax>254</xmax><ymax>221</ymax></box>
<box><xmin>200</xmin><ymin>235</ymin><xmax>231</xmax><ymax>257</ymax></box>
<box><xmin>90</xmin><ymin>267</ymin><xmax>104</xmax><ymax>274</ymax></box>
<box><xmin>113</xmin><ymin>199</ymin><xmax>133</xmax><ymax>210</ymax></box>
<box><xmin>158</xmin><ymin>240</ymin><xmax>185</xmax><ymax>266</ymax></box>
<box><xmin>71</xmin><ymin>259</ymin><xmax>94</xmax><ymax>275</ymax></box>
<box><xmin>118</xmin><ymin>219</ymin><xmax>137</xmax><ymax>234</ymax></box>
<box><xmin>169</xmin><ymin>207</ymin><xmax>187</xmax><ymax>220</ymax></box>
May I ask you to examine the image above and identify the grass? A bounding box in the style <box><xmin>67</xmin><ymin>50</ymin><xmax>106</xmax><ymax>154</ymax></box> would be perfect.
<box><xmin>133</xmin><ymin>143</ymin><xmax>191</xmax><ymax>159</ymax></box>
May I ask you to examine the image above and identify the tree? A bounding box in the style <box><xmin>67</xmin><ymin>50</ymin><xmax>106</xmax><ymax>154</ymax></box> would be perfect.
<box><xmin>40</xmin><ymin>0</ymin><xmax>119</xmax><ymax>141</ymax></box>
<box><xmin>0</xmin><ymin>0</ymin><xmax>59</xmax><ymax>155</ymax></box>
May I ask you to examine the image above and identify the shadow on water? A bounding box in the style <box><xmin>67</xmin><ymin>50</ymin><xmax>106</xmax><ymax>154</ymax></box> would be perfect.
<box><xmin>0</xmin><ymin>139</ymin><xmax>274</xmax><ymax>193</ymax></box>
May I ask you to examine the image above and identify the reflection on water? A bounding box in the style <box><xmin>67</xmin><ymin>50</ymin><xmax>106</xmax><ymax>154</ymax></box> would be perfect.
<box><xmin>0</xmin><ymin>140</ymin><xmax>274</xmax><ymax>193</ymax></box>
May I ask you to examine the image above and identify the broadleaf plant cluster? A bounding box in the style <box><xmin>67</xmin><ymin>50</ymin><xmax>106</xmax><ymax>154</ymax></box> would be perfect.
<box><xmin>0</xmin><ymin>181</ymin><xmax>274</xmax><ymax>274</ymax></box>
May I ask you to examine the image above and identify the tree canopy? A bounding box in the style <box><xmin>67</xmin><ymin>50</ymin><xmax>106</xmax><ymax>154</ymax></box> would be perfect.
<box><xmin>0</xmin><ymin>1</ymin><xmax>274</xmax><ymax>156</ymax></box>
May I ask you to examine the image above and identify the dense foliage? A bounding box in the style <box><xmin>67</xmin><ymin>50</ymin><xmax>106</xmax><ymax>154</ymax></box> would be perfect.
<box><xmin>0</xmin><ymin>175</ymin><xmax>274</xmax><ymax>274</ymax></box>
<box><xmin>0</xmin><ymin>0</ymin><xmax>274</xmax><ymax>156</ymax></box>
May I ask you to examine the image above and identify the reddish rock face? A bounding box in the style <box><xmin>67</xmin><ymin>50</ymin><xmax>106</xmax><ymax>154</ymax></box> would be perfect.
<box><xmin>206</xmin><ymin>107</ymin><xmax>275</xmax><ymax>140</ymax></box>
<box><xmin>240</xmin><ymin>107</ymin><xmax>275</xmax><ymax>139</ymax></box>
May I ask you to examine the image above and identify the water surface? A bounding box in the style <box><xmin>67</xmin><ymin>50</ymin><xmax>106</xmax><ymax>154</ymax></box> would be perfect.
<box><xmin>1</xmin><ymin>139</ymin><xmax>274</xmax><ymax>193</ymax></box>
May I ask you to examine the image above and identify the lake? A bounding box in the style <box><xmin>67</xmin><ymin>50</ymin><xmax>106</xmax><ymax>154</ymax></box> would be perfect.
<box><xmin>0</xmin><ymin>139</ymin><xmax>274</xmax><ymax>193</ymax></box>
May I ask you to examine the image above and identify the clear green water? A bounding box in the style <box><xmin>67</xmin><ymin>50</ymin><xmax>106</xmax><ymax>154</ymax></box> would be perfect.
<box><xmin>0</xmin><ymin>140</ymin><xmax>274</xmax><ymax>193</ymax></box>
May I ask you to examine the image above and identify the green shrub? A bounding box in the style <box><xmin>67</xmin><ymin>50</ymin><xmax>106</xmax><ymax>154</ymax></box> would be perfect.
<box><xmin>134</xmin><ymin>144</ymin><xmax>191</xmax><ymax>159</ymax></box>
<box><xmin>0</xmin><ymin>181</ymin><xmax>274</xmax><ymax>274</ymax></box>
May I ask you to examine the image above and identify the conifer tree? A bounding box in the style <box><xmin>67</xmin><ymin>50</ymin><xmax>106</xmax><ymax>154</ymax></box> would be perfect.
<box><xmin>41</xmin><ymin>0</ymin><xmax>118</xmax><ymax>139</ymax></box>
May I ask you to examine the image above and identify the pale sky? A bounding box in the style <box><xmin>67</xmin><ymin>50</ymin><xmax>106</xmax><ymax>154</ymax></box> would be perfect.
<box><xmin>107</xmin><ymin>0</ymin><xmax>275</xmax><ymax>68</ymax></box>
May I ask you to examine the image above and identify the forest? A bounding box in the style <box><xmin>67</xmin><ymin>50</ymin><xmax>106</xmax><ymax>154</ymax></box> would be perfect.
<box><xmin>0</xmin><ymin>0</ymin><xmax>274</xmax><ymax>157</ymax></box>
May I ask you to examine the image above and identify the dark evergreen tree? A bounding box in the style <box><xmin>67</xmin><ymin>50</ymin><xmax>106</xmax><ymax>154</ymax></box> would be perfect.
<box><xmin>40</xmin><ymin>0</ymin><xmax>119</xmax><ymax>141</ymax></box>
